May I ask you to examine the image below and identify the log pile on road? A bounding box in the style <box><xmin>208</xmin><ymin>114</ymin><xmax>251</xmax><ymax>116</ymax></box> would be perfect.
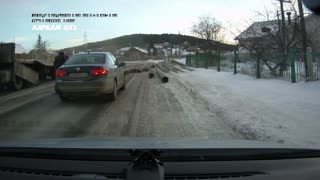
<box><xmin>163</xmin><ymin>60</ymin><xmax>184</xmax><ymax>73</ymax></box>
<box><xmin>148</xmin><ymin>68</ymin><xmax>155</xmax><ymax>79</ymax></box>
<box><xmin>124</xmin><ymin>60</ymin><xmax>187</xmax><ymax>83</ymax></box>
<box><xmin>172</xmin><ymin>59</ymin><xmax>193</xmax><ymax>71</ymax></box>
<box><xmin>139</xmin><ymin>63</ymin><xmax>154</xmax><ymax>72</ymax></box>
<box><xmin>124</xmin><ymin>64</ymin><xmax>153</xmax><ymax>74</ymax></box>
<box><xmin>155</xmin><ymin>62</ymin><xmax>170</xmax><ymax>73</ymax></box>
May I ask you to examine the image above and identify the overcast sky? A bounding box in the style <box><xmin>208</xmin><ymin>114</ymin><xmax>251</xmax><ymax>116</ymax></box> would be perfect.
<box><xmin>1</xmin><ymin>0</ymin><xmax>299</xmax><ymax>50</ymax></box>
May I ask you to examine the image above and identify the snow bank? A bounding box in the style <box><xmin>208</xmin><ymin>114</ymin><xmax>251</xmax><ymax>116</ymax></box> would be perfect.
<box><xmin>173</xmin><ymin>58</ymin><xmax>186</xmax><ymax>65</ymax></box>
<box><xmin>124</xmin><ymin>60</ymin><xmax>164</xmax><ymax>64</ymax></box>
<box><xmin>178</xmin><ymin>69</ymin><xmax>320</xmax><ymax>148</ymax></box>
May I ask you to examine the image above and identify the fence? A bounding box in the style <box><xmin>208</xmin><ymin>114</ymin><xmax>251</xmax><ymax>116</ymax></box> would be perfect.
<box><xmin>185</xmin><ymin>53</ymin><xmax>219</xmax><ymax>69</ymax></box>
<box><xmin>186</xmin><ymin>47</ymin><xmax>320</xmax><ymax>83</ymax></box>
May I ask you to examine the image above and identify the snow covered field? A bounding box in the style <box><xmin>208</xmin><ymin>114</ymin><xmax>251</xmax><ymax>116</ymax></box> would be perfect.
<box><xmin>175</xmin><ymin>68</ymin><xmax>320</xmax><ymax>148</ymax></box>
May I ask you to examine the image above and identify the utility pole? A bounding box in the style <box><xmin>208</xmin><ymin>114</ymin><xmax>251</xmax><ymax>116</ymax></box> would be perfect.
<box><xmin>286</xmin><ymin>11</ymin><xmax>292</xmax><ymax>48</ymax></box>
<box><xmin>297</xmin><ymin>0</ymin><xmax>309</xmax><ymax>80</ymax></box>
<box><xmin>279</xmin><ymin>0</ymin><xmax>287</xmax><ymax>53</ymax></box>
<box><xmin>83</xmin><ymin>31</ymin><xmax>88</xmax><ymax>51</ymax></box>
<box><xmin>276</xmin><ymin>0</ymin><xmax>292</xmax><ymax>75</ymax></box>
<box><xmin>170</xmin><ymin>34</ymin><xmax>172</xmax><ymax>60</ymax></box>
<box><xmin>178</xmin><ymin>32</ymin><xmax>181</xmax><ymax>59</ymax></box>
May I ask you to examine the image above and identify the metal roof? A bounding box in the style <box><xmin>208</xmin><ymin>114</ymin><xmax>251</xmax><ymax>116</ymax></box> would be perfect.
<box><xmin>15</xmin><ymin>44</ymin><xmax>28</xmax><ymax>54</ymax></box>
<box><xmin>235</xmin><ymin>20</ymin><xmax>279</xmax><ymax>40</ymax></box>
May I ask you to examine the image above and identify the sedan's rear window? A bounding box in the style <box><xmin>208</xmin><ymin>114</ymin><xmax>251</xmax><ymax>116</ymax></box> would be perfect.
<box><xmin>64</xmin><ymin>54</ymin><xmax>106</xmax><ymax>65</ymax></box>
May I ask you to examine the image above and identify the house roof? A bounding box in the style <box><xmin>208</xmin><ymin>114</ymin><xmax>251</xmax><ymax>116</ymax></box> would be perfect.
<box><xmin>119</xmin><ymin>46</ymin><xmax>148</xmax><ymax>54</ymax></box>
<box><xmin>235</xmin><ymin>20</ymin><xmax>280</xmax><ymax>40</ymax></box>
<box><xmin>119</xmin><ymin>47</ymin><xmax>131</xmax><ymax>51</ymax></box>
<box><xmin>15</xmin><ymin>44</ymin><xmax>27</xmax><ymax>54</ymax></box>
<box><xmin>154</xmin><ymin>45</ymin><xmax>163</xmax><ymax>49</ymax></box>
<box><xmin>133</xmin><ymin>47</ymin><xmax>148</xmax><ymax>54</ymax></box>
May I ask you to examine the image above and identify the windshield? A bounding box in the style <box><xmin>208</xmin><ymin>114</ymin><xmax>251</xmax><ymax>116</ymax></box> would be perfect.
<box><xmin>64</xmin><ymin>54</ymin><xmax>106</xmax><ymax>65</ymax></box>
<box><xmin>0</xmin><ymin>0</ymin><xmax>320</xmax><ymax>151</ymax></box>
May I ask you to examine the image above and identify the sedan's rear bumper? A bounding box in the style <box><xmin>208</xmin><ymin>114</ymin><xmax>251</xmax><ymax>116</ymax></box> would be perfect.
<box><xmin>55</xmin><ymin>79</ymin><xmax>113</xmax><ymax>96</ymax></box>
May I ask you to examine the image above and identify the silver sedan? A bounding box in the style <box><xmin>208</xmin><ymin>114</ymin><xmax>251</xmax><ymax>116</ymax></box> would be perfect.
<box><xmin>54</xmin><ymin>52</ymin><xmax>126</xmax><ymax>102</ymax></box>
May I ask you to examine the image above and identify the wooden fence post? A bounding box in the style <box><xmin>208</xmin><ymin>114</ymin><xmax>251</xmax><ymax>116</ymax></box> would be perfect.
<box><xmin>306</xmin><ymin>47</ymin><xmax>313</xmax><ymax>81</ymax></box>
<box><xmin>256</xmin><ymin>49</ymin><xmax>261</xmax><ymax>79</ymax></box>
<box><xmin>234</xmin><ymin>50</ymin><xmax>237</xmax><ymax>75</ymax></box>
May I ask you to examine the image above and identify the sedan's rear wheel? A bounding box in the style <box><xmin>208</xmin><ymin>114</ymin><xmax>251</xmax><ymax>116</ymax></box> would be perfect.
<box><xmin>120</xmin><ymin>75</ymin><xmax>126</xmax><ymax>90</ymax></box>
<box><xmin>10</xmin><ymin>75</ymin><xmax>23</xmax><ymax>90</ymax></box>
<box><xmin>109</xmin><ymin>81</ymin><xmax>118</xmax><ymax>101</ymax></box>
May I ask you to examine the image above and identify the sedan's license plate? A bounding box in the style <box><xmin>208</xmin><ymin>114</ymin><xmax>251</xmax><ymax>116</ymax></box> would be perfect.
<box><xmin>69</xmin><ymin>73</ymin><xmax>88</xmax><ymax>78</ymax></box>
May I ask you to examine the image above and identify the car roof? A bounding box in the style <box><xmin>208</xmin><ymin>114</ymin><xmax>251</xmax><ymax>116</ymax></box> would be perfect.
<box><xmin>74</xmin><ymin>52</ymin><xmax>112</xmax><ymax>55</ymax></box>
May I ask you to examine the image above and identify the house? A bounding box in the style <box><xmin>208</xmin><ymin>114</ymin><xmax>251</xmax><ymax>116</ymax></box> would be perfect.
<box><xmin>303</xmin><ymin>14</ymin><xmax>320</xmax><ymax>52</ymax></box>
<box><xmin>15</xmin><ymin>44</ymin><xmax>28</xmax><ymax>54</ymax></box>
<box><xmin>236</xmin><ymin>13</ymin><xmax>320</xmax><ymax>53</ymax></box>
<box><xmin>154</xmin><ymin>44</ymin><xmax>164</xmax><ymax>49</ymax></box>
<box><xmin>235</xmin><ymin>20</ymin><xmax>280</xmax><ymax>53</ymax></box>
<box><xmin>281</xmin><ymin>13</ymin><xmax>320</xmax><ymax>52</ymax></box>
<box><xmin>186</xmin><ymin>46</ymin><xmax>202</xmax><ymax>54</ymax></box>
<box><xmin>117</xmin><ymin>47</ymin><xmax>131</xmax><ymax>56</ymax></box>
<box><xmin>154</xmin><ymin>43</ymin><xmax>171</xmax><ymax>56</ymax></box>
<box><xmin>120</xmin><ymin>47</ymin><xmax>148</xmax><ymax>61</ymax></box>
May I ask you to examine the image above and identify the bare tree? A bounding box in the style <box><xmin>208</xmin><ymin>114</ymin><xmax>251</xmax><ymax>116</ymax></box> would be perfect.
<box><xmin>191</xmin><ymin>16</ymin><xmax>223</xmax><ymax>52</ymax></box>
<box><xmin>232</xmin><ymin>4</ymin><xmax>304</xmax><ymax>76</ymax></box>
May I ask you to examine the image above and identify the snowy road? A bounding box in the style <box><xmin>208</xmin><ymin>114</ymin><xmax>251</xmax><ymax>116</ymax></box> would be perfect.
<box><xmin>1</xmin><ymin>62</ymin><xmax>319</xmax><ymax>148</ymax></box>
<box><xmin>0</xmin><ymin>67</ymin><xmax>246</xmax><ymax>141</ymax></box>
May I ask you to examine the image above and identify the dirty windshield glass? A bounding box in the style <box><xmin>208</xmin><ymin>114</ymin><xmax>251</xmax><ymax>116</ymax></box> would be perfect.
<box><xmin>0</xmin><ymin>0</ymin><xmax>320</xmax><ymax>150</ymax></box>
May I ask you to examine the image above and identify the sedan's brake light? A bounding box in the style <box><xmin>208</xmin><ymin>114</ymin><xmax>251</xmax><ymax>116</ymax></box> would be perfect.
<box><xmin>55</xmin><ymin>69</ymin><xmax>66</xmax><ymax>77</ymax></box>
<box><xmin>91</xmin><ymin>67</ymin><xmax>108</xmax><ymax>76</ymax></box>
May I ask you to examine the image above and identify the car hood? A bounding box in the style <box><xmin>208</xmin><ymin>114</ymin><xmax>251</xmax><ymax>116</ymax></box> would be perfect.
<box><xmin>0</xmin><ymin>137</ymin><xmax>308</xmax><ymax>150</ymax></box>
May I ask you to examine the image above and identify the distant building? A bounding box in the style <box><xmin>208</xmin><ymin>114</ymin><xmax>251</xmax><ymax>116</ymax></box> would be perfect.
<box><xmin>154</xmin><ymin>44</ymin><xmax>164</xmax><ymax>49</ymax></box>
<box><xmin>284</xmin><ymin>13</ymin><xmax>320</xmax><ymax>52</ymax></box>
<box><xmin>163</xmin><ymin>42</ymin><xmax>170</xmax><ymax>47</ymax></box>
<box><xmin>235</xmin><ymin>20</ymin><xmax>279</xmax><ymax>53</ymax></box>
<box><xmin>119</xmin><ymin>47</ymin><xmax>148</xmax><ymax>61</ymax></box>
<box><xmin>186</xmin><ymin>46</ymin><xmax>202</xmax><ymax>54</ymax></box>
<box><xmin>15</xmin><ymin>44</ymin><xmax>28</xmax><ymax>54</ymax></box>
<box><xmin>236</xmin><ymin>14</ymin><xmax>320</xmax><ymax>53</ymax></box>
<box><xmin>301</xmin><ymin>14</ymin><xmax>320</xmax><ymax>52</ymax></box>
<box><xmin>118</xmin><ymin>47</ymin><xmax>131</xmax><ymax>56</ymax></box>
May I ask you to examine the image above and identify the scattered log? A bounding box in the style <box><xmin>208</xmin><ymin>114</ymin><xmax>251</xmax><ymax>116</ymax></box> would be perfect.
<box><xmin>149</xmin><ymin>68</ymin><xmax>156</xmax><ymax>79</ymax></box>
<box><xmin>156</xmin><ymin>63</ymin><xmax>170</xmax><ymax>73</ymax></box>
<box><xmin>172</xmin><ymin>59</ymin><xmax>186</xmax><ymax>67</ymax></box>
<box><xmin>139</xmin><ymin>64</ymin><xmax>149</xmax><ymax>72</ymax></box>
<box><xmin>124</xmin><ymin>63</ymin><xmax>155</xmax><ymax>75</ymax></box>
<box><xmin>156</xmin><ymin>68</ymin><xmax>169</xmax><ymax>83</ymax></box>
<box><xmin>162</xmin><ymin>61</ymin><xmax>177</xmax><ymax>72</ymax></box>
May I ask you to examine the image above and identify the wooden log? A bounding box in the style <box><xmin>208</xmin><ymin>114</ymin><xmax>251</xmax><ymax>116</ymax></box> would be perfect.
<box><xmin>156</xmin><ymin>67</ymin><xmax>169</xmax><ymax>83</ymax></box>
<box><xmin>149</xmin><ymin>68</ymin><xmax>155</xmax><ymax>78</ymax></box>
<box><xmin>172</xmin><ymin>59</ymin><xmax>186</xmax><ymax>67</ymax></box>
<box><xmin>156</xmin><ymin>63</ymin><xmax>170</xmax><ymax>73</ymax></box>
<box><xmin>162</xmin><ymin>61</ymin><xmax>177</xmax><ymax>72</ymax></box>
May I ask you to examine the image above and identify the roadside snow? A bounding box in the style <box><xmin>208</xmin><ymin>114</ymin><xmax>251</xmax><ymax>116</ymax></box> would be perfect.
<box><xmin>177</xmin><ymin>69</ymin><xmax>320</xmax><ymax>148</ymax></box>
<box><xmin>124</xmin><ymin>60</ymin><xmax>164</xmax><ymax>64</ymax></box>
<box><xmin>174</xmin><ymin>58</ymin><xmax>186</xmax><ymax>65</ymax></box>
